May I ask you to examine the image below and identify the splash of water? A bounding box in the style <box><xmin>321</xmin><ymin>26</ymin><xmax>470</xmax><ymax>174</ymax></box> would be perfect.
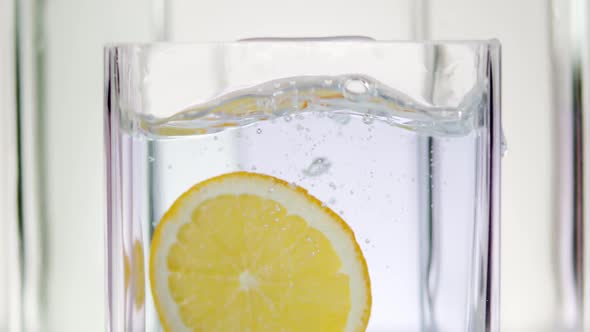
<box><xmin>137</xmin><ymin>74</ymin><xmax>485</xmax><ymax>137</ymax></box>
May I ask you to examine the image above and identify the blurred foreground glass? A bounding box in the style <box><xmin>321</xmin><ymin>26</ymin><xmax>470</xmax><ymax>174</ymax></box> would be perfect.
<box><xmin>105</xmin><ymin>41</ymin><xmax>501</xmax><ymax>331</ymax></box>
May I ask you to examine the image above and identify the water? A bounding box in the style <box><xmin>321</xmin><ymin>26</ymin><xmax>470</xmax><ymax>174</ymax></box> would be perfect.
<box><xmin>116</xmin><ymin>75</ymin><xmax>487</xmax><ymax>331</ymax></box>
<box><xmin>135</xmin><ymin>74</ymin><xmax>482</xmax><ymax>138</ymax></box>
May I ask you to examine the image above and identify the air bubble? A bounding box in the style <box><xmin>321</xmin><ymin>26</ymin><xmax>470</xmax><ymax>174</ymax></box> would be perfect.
<box><xmin>256</xmin><ymin>128</ymin><xmax>262</xmax><ymax>134</ymax></box>
<box><xmin>362</xmin><ymin>113</ymin><xmax>374</xmax><ymax>125</ymax></box>
<box><xmin>332</xmin><ymin>113</ymin><xmax>351</xmax><ymax>125</ymax></box>
<box><xmin>344</xmin><ymin>78</ymin><xmax>369</xmax><ymax>95</ymax></box>
<box><xmin>302</xmin><ymin>157</ymin><xmax>331</xmax><ymax>177</ymax></box>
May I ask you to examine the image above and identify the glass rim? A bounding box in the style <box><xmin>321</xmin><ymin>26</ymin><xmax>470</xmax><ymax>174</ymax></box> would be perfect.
<box><xmin>104</xmin><ymin>39</ymin><xmax>501</xmax><ymax>50</ymax></box>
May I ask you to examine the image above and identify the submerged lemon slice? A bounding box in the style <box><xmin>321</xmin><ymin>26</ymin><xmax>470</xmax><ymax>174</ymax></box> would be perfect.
<box><xmin>150</xmin><ymin>172</ymin><xmax>371</xmax><ymax>331</ymax></box>
<box><xmin>124</xmin><ymin>240</ymin><xmax>145</xmax><ymax>310</ymax></box>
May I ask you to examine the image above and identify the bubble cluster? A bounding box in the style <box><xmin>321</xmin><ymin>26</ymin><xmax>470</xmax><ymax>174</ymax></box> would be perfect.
<box><xmin>362</xmin><ymin>113</ymin><xmax>374</xmax><ymax>125</ymax></box>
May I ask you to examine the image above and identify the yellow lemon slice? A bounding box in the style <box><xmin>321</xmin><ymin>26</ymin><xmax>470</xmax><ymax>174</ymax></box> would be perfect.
<box><xmin>150</xmin><ymin>172</ymin><xmax>371</xmax><ymax>331</ymax></box>
<box><xmin>124</xmin><ymin>240</ymin><xmax>146</xmax><ymax>310</ymax></box>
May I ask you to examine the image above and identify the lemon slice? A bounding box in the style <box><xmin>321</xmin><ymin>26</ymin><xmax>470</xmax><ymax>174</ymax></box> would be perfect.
<box><xmin>124</xmin><ymin>240</ymin><xmax>146</xmax><ymax>309</ymax></box>
<box><xmin>150</xmin><ymin>172</ymin><xmax>371</xmax><ymax>331</ymax></box>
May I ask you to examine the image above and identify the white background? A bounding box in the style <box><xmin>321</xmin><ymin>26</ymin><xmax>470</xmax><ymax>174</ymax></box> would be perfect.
<box><xmin>2</xmin><ymin>0</ymin><xmax>558</xmax><ymax>330</ymax></box>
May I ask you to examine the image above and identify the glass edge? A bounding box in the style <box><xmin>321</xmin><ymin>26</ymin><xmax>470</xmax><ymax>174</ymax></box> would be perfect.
<box><xmin>487</xmin><ymin>36</ymin><xmax>501</xmax><ymax>332</ymax></box>
<box><xmin>103</xmin><ymin>39</ymin><xmax>502</xmax><ymax>50</ymax></box>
